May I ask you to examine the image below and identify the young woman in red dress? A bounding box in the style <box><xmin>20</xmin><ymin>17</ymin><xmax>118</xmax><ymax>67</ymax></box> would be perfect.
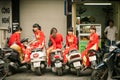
<box><xmin>63</xmin><ymin>28</ymin><xmax>77</xmax><ymax>64</ymax></box>
<box><xmin>81</xmin><ymin>25</ymin><xmax>99</xmax><ymax>67</ymax></box>
<box><xmin>46</xmin><ymin>27</ymin><xmax>63</xmax><ymax>66</ymax></box>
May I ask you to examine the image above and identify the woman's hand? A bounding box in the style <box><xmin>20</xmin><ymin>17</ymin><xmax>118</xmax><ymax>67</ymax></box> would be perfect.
<box><xmin>66</xmin><ymin>46</ymin><xmax>69</xmax><ymax>49</ymax></box>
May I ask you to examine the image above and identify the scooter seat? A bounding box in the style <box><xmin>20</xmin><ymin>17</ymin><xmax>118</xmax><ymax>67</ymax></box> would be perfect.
<box><xmin>2</xmin><ymin>48</ymin><xmax>13</xmax><ymax>52</ymax></box>
<box><xmin>51</xmin><ymin>49</ymin><xmax>61</xmax><ymax>53</ymax></box>
<box><xmin>68</xmin><ymin>49</ymin><xmax>78</xmax><ymax>56</ymax></box>
<box><xmin>68</xmin><ymin>49</ymin><xmax>78</xmax><ymax>54</ymax></box>
<box><xmin>31</xmin><ymin>48</ymin><xmax>42</xmax><ymax>52</ymax></box>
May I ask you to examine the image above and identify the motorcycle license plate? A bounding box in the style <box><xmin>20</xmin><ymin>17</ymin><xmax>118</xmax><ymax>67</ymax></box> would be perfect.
<box><xmin>33</xmin><ymin>62</ymin><xmax>40</xmax><ymax>68</ymax></box>
<box><xmin>89</xmin><ymin>56</ymin><xmax>96</xmax><ymax>61</ymax></box>
<box><xmin>55</xmin><ymin>62</ymin><xmax>62</xmax><ymax>68</ymax></box>
<box><xmin>73</xmin><ymin>61</ymin><xmax>81</xmax><ymax>67</ymax></box>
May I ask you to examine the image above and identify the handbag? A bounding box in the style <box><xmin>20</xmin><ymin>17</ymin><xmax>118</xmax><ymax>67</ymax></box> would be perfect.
<box><xmin>48</xmin><ymin>39</ymin><xmax>52</xmax><ymax>47</ymax></box>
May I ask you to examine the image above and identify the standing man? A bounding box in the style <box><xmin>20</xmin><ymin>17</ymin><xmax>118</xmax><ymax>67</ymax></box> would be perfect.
<box><xmin>104</xmin><ymin>20</ymin><xmax>118</xmax><ymax>47</ymax></box>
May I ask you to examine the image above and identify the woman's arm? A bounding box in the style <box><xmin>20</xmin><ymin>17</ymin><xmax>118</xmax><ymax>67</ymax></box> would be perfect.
<box><xmin>50</xmin><ymin>35</ymin><xmax>56</xmax><ymax>48</ymax></box>
<box><xmin>86</xmin><ymin>34</ymin><xmax>98</xmax><ymax>49</ymax></box>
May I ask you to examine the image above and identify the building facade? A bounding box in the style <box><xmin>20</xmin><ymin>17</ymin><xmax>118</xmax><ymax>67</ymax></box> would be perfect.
<box><xmin>0</xmin><ymin>0</ymin><xmax>67</xmax><ymax>47</ymax></box>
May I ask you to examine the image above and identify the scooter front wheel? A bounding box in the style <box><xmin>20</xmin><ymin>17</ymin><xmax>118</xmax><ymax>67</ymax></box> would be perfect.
<box><xmin>91</xmin><ymin>69</ymin><xmax>108</xmax><ymax>80</ymax></box>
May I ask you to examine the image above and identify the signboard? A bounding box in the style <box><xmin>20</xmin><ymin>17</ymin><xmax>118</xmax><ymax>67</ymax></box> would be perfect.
<box><xmin>0</xmin><ymin>0</ymin><xmax>12</xmax><ymax>33</ymax></box>
<box><xmin>0</xmin><ymin>0</ymin><xmax>12</xmax><ymax>47</ymax></box>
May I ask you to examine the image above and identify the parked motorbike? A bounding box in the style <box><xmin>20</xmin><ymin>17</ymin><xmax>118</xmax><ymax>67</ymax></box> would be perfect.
<box><xmin>0</xmin><ymin>47</ymin><xmax>7</xmax><ymax>80</ymax></box>
<box><xmin>0</xmin><ymin>48</ymin><xmax>4</xmax><ymax>73</ymax></box>
<box><xmin>91</xmin><ymin>41</ymin><xmax>120</xmax><ymax>80</ymax></box>
<box><xmin>66</xmin><ymin>49</ymin><xmax>101</xmax><ymax>76</ymax></box>
<box><xmin>66</xmin><ymin>49</ymin><xmax>82</xmax><ymax>76</ymax></box>
<box><xmin>50</xmin><ymin>49</ymin><xmax>63</xmax><ymax>76</ymax></box>
<box><xmin>2</xmin><ymin>38</ymin><xmax>30</xmax><ymax>75</ymax></box>
<box><xmin>0</xmin><ymin>59</ymin><xmax>6</xmax><ymax>80</ymax></box>
<box><xmin>30</xmin><ymin>48</ymin><xmax>46</xmax><ymax>75</ymax></box>
<box><xmin>88</xmin><ymin>49</ymin><xmax>101</xmax><ymax>69</ymax></box>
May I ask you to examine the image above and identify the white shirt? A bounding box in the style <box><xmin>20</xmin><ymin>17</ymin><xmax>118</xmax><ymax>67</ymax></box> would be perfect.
<box><xmin>104</xmin><ymin>26</ymin><xmax>118</xmax><ymax>41</ymax></box>
<box><xmin>76</xmin><ymin>24</ymin><xmax>80</xmax><ymax>31</ymax></box>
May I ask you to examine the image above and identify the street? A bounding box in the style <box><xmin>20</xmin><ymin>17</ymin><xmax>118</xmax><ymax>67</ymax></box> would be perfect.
<box><xmin>5</xmin><ymin>67</ymin><xmax>113</xmax><ymax>80</ymax></box>
<box><xmin>6</xmin><ymin>67</ymin><xmax>90</xmax><ymax>80</ymax></box>
<box><xmin>6</xmin><ymin>73</ymin><xmax>90</xmax><ymax>80</ymax></box>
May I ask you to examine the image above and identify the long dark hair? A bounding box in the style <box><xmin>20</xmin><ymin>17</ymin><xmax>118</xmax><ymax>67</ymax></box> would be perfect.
<box><xmin>48</xmin><ymin>27</ymin><xmax>57</xmax><ymax>47</ymax></box>
<box><xmin>50</xmin><ymin>27</ymin><xmax>57</xmax><ymax>35</ymax></box>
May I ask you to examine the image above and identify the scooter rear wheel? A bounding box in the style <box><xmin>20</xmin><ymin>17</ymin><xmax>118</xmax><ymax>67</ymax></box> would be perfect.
<box><xmin>57</xmin><ymin>68</ymin><xmax>62</xmax><ymax>76</ymax></box>
<box><xmin>76</xmin><ymin>69</ymin><xmax>80</xmax><ymax>76</ymax></box>
<box><xmin>35</xmin><ymin>67</ymin><xmax>42</xmax><ymax>76</ymax></box>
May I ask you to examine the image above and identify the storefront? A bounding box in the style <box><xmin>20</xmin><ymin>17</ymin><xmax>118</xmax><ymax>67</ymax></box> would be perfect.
<box><xmin>71</xmin><ymin>0</ymin><xmax>120</xmax><ymax>52</ymax></box>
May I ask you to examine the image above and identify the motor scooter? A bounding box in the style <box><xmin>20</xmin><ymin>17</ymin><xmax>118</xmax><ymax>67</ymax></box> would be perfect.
<box><xmin>50</xmin><ymin>49</ymin><xmax>63</xmax><ymax>76</ymax></box>
<box><xmin>2</xmin><ymin>38</ymin><xmax>30</xmax><ymax>75</ymax></box>
<box><xmin>30</xmin><ymin>48</ymin><xmax>46</xmax><ymax>75</ymax></box>
<box><xmin>66</xmin><ymin>48</ymin><xmax>100</xmax><ymax>76</ymax></box>
<box><xmin>66</xmin><ymin>49</ymin><xmax>82</xmax><ymax>76</ymax></box>
<box><xmin>91</xmin><ymin>41</ymin><xmax>120</xmax><ymax>80</ymax></box>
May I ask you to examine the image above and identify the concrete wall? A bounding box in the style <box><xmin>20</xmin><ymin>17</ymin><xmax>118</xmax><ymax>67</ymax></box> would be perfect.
<box><xmin>0</xmin><ymin>0</ymin><xmax>11</xmax><ymax>47</ymax></box>
<box><xmin>20</xmin><ymin>0</ymin><xmax>66</xmax><ymax>47</ymax></box>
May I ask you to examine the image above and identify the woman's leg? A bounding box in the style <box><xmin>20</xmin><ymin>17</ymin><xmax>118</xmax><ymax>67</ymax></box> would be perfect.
<box><xmin>22</xmin><ymin>47</ymin><xmax>31</xmax><ymax>63</ymax></box>
<box><xmin>46</xmin><ymin>46</ymin><xmax>54</xmax><ymax>66</ymax></box>
<box><xmin>63</xmin><ymin>48</ymin><xmax>69</xmax><ymax>64</ymax></box>
<box><xmin>81</xmin><ymin>49</ymin><xmax>90</xmax><ymax>67</ymax></box>
<box><xmin>10</xmin><ymin>44</ymin><xmax>24</xmax><ymax>63</ymax></box>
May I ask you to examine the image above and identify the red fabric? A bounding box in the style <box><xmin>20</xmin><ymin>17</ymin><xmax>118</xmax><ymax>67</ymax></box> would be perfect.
<box><xmin>46</xmin><ymin>46</ymin><xmax>55</xmax><ymax>66</ymax></box>
<box><xmin>55</xmin><ymin>33</ymin><xmax>63</xmax><ymax>49</ymax></box>
<box><xmin>66</xmin><ymin>34</ymin><xmax>77</xmax><ymax>49</ymax></box>
<box><xmin>81</xmin><ymin>32</ymin><xmax>99</xmax><ymax>67</ymax></box>
<box><xmin>49</xmin><ymin>33</ymin><xmax>63</xmax><ymax>49</ymax></box>
<box><xmin>47</xmin><ymin>33</ymin><xmax>63</xmax><ymax>66</ymax></box>
<box><xmin>23</xmin><ymin>47</ymin><xmax>31</xmax><ymax>63</ymax></box>
<box><xmin>86</xmin><ymin>33</ymin><xmax>98</xmax><ymax>50</ymax></box>
<box><xmin>30</xmin><ymin>30</ymin><xmax>45</xmax><ymax>49</ymax></box>
<box><xmin>34</xmin><ymin>30</ymin><xmax>45</xmax><ymax>45</ymax></box>
<box><xmin>63</xmin><ymin>34</ymin><xmax>77</xmax><ymax>64</ymax></box>
<box><xmin>8</xmin><ymin>32</ymin><xmax>26</xmax><ymax>63</ymax></box>
<box><xmin>8</xmin><ymin>32</ymin><xmax>23</xmax><ymax>48</ymax></box>
<box><xmin>24</xmin><ymin>30</ymin><xmax>45</xmax><ymax>63</ymax></box>
<box><xmin>49</xmin><ymin>35</ymin><xmax>56</xmax><ymax>49</ymax></box>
